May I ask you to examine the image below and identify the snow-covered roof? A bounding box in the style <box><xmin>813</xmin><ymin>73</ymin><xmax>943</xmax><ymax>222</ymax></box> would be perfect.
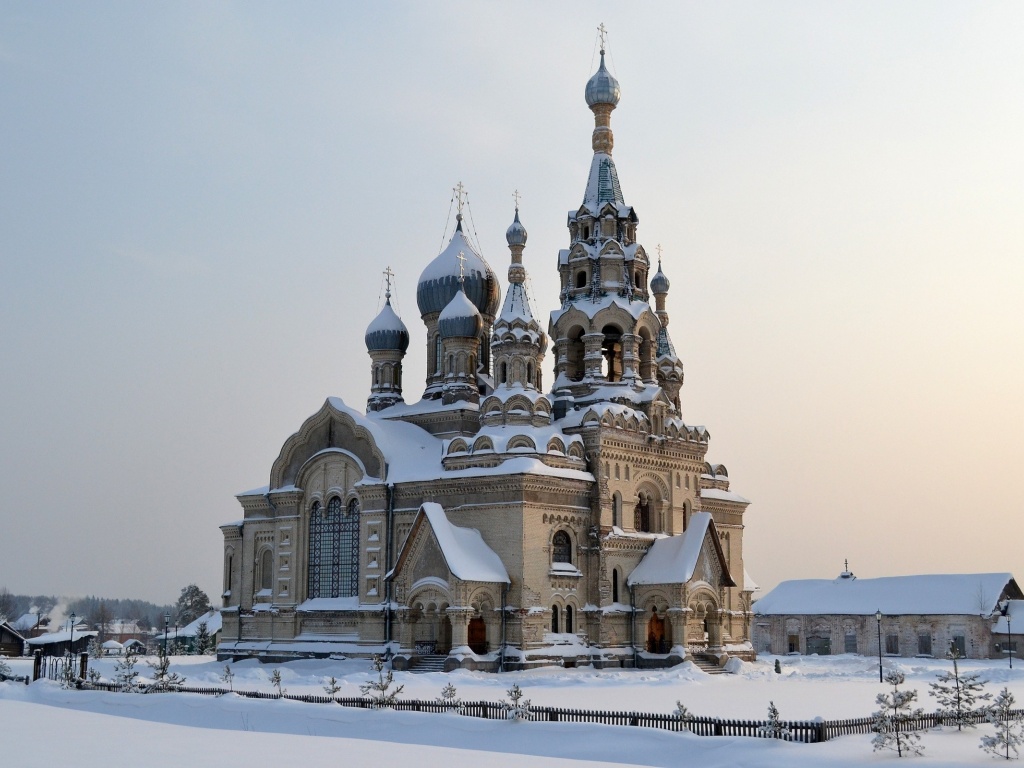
<box><xmin>395</xmin><ymin>503</ymin><xmax>510</xmax><ymax>584</ymax></box>
<box><xmin>101</xmin><ymin>640</ymin><xmax>123</xmax><ymax>649</ymax></box>
<box><xmin>550</xmin><ymin>292</ymin><xmax>652</xmax><ymax>324</ymax></box>
<box><xmin>700</xmin><ymin>488</ymin><xmax>751</xmax><ymax>504</ymax></box>
<box><xmin>992</xmin><ymin>599</ymin><xmax>1024</xmax><ymax>635</ymax></box>
<box><xmin>10</xmin><ymin>613</ymin><xmax>44</xmax><ymax>631</ymax></box>
<box><xmin>154</xmin><ymin>610</ymin><xmax>221</xmax><ymax>641</ymax></box>
<box><xmin>26</xmin><ymin>629</ymin><xmax>98</xmax><ymax>645</ymax></box>
<box><xmin>744</xmin><ymin>568</ymin><xmax>760</xmax><ymax>593</ymax></box>
<box><xmin>627</xmin><ymin>513</ymin><xmax>734</xmax><ymax>587</ymax></box>
<box><xmin>754</xmin><ymin>573</ymin><xmax>1018</xmax><ymax>617</ymax></box>
<box><xmin>582</xmin><ymin>152</ymin><xmax>624</xmax><ymax>210</ymax></box>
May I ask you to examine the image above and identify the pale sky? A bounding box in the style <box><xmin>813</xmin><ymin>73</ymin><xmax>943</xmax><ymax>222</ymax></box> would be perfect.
<box><xmin>1</xmin><ymin>2</ymin><xmax>1022</xmax><ymax>605</ymax></box>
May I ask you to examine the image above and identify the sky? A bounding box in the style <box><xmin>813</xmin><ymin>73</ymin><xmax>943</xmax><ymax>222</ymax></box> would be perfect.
<box><xmin>1</xmin><ymin>2</ymin><xmax>1022</xmax><ymax>606</ymax></box>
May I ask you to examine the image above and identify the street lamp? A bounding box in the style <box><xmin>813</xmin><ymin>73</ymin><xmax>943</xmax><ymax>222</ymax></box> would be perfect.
<box><xmin>69</xmin><ymin>612</ymin><xmax>76</xmax><ymax>656</ymax></box>
<box><xmin>876</xmin><ymin>610</ymin><xmax>883</xmax><ymax>683</ymax></box>
<box><xmin>163</xmin><ymin>612</ymin><xmax>170</xmax><ymax>656</ymax></box>
<box><xmin>1001</xmin><ymin>601</ymin><xmax>1013</xmax><ymax>670</ymax></box>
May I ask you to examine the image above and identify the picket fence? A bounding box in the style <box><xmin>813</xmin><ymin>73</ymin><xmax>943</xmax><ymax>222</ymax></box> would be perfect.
<box><xmin>79</xmin><ymin>680</ymin><xmax>1024</xmax><ymax>744</ymax></box>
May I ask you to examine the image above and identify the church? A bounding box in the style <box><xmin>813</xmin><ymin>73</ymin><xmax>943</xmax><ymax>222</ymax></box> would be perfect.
<box><xmin>218</xmin><ymin>42</ymin><xmax>756</xmax><ymax>671</ymax></box>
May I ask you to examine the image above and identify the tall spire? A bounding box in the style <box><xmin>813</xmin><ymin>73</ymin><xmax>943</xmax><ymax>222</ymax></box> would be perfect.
<box><xmin>585</xmin><ymin>23</ymin><xmax>621</xmax><ymax>155</ymax></box>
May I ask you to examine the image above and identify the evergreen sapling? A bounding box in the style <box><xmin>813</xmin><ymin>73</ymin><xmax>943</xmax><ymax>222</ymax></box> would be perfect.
<box><xmin>930</xmin><ymin>639</ymin><xmax>991</xmax><ymax>730</ymax></box>
<box><xmin>193</xmin><ymin>621</ymin><xmax>211</xmax><ymax>655</ymax></box>
<box><xmin>872</xmin><ymin>670</ymin><xmax>925</xmax><ymax>757</ymax></box>
<box><xmin>270</xmin><ymin>669</ymin><xmax>285</xmax><ymax>697</ymax></box>
<box><xmin>0</xmin><ymin>655</ymin><xmax>11</xmax><ymax>680</ymax></box>
<box><xmin>359</xmin><ymin>655</ymin><xmax>403</xmax><ymax>708</ymax></box>
<box><xmin>980</xmin><ymin>687</ymin><xmax>1024</xmax><ymax>760</ymax></box>
<box><xmin>221</xmin><ymin>663</ymin><xmax>234</xmax><ymax>692</ymax></box>
<box><xmin>148</xmin><ymin>648</ymin><xmax>186</xmax><ymax>692</ymax></box>
<box><xmin>673</xmin><ymin>701</ymin><xmax>694</xmax><ymax>731</ymax></box>
<box><xmin>503</xmin><ymin>684</ymin><xmax>533</xmax><ymax>721</ymax></box>
<box><xmin>759</xmin><ymin>701</ymin><xmax>793</xmax><ymax>739</ymax></box>
<box><xmin>323</xmin><ymin>676</ymin><xmax>342</xmax><ymax>696</ymax></box>
<box><xmin>113</xmin><ymin>653</ymin><xmax>140</xmax><ymax>693</ymax></box>
<box><xmin>437</xmin><ymin>682</ymin><xmax>464</xmax><ymax>715</ymax></box>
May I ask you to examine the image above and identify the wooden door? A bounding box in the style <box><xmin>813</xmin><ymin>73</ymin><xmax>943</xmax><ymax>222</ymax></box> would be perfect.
<box><xmin>468</xmin><ymin>617</ymin><xmax>486</xmax><ymax>654</ymax></box>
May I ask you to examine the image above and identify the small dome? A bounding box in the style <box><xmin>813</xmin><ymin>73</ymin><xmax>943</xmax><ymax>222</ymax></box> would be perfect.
<box><xmin>416</xmin><ymin>217</ymin><xmax>500</xmax><ymax>318</ymax></box>
<box><xmin>365</xmin><ymin>298</ymin><xmax>410</xmax><ymax>353</ymax></box>
<box><xmin>585</xmin><ymin>51</ymin><xmax>621</xmax><ymax>108</ymax></box>
<box><xmin>506</xmin><ymin>208</ymin><xmax>528</xmax><ymax>246</ymax></box>
<box><xmin>438</xmin><ymin>286</ymin><xmax>483</xmax><ymax>339</ymax></box>
<box><xmin>650</xmin><ymin>265</ymin><xmax>670</xmax><ymax>294</ymax></box>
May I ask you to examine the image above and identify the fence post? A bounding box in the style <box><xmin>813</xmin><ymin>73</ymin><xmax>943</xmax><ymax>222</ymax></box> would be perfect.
<box><xmin>79</xmin><ymin>652</ymin><xmax>88</xmax><ymax>681</ymax></box>
<box><xmin>32</xmin><ymin>650</ymin><xmax>42</xmax><ymax>682</ymax></box>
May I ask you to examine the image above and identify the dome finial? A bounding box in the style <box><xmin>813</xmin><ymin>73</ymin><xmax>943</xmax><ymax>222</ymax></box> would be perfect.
<box><xmin>383</xmin><ymin>265</ymin><xmax>394</xmax><ymax>302</ymax></box>
<box><xmin>598</xmin><ymin>22</ymin><xmax>608</xmax><ymax>55</ymax></box>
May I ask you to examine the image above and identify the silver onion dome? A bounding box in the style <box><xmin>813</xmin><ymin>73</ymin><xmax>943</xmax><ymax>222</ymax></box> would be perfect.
<box><xmin>365</xmin><ymin>297</ymin><xmax>410</xmax><ymax>353</ymax></box>
<box><xmin>585</xmin><ymin>51</ymin><xmax>621</xmax><ymax>107</ymax></box>
<box><xmin>650</xmin><ymin>264</ymin><xmax>670</xmax><ymax>294</ymax></box>
<box><xmin>438</xmin><ymin>286</ymin><xmax>483</xmax><ymax>339</ymax></box>
<box><xmin>416</xmin><ymin>218</ymin><xmax>500</xmax><ymax>318</ymax></box>
<box><xmin>505</xmin><ymin>208</ymin><xmax>528</xmax><ymax>247</ymax></box>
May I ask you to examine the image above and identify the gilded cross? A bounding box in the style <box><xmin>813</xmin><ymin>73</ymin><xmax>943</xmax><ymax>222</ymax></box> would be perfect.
<box><xmin>656</xmin><ymin>243</ymin><xmax>663</xmax><ymax>269</ymax></box>
<box><xmin>512</xmin><ymin>188</ymin><xmax>521</xmax><ymax>211</ymax></box>
<box><xmin>383</xmin><ymin>265</ymin><xmax>394</xmax><ymax>297</ymax></box>
<box><xmin>598</xmin><ymin>23</ymin><xmax>608</xmax><ymax>53</ymax></box>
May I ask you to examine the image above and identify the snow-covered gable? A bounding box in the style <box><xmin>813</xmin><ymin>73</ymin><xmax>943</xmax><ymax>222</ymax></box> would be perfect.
<box><xmin>10</xmin><ymin>613</ymin><xmax>43</xmax><ymax>632</ymax></box>
<box><xmin>754</xmin><ymin>573</ymin><xmax>1018</xmax><ymax>617</ymax></box>
<box><xmin>991</xmin><ymin>599</ymin><xmax>1024</xmax><ymax>635</ymax></box>
<box><xmin>627</xmin><ymin>512</ymin><xmax>735</xmax><ymax>587</ymax></box>
<box><xmin>390</xmin><ymin>503</ymin><xmax>509</xmax><ymax>584</ymax></box>
<box><xmin>155</xmin><ymin>610</ymin><xmax>221</xmax><ymax>641</ymax></box>
<box><xmin>700</xmin><ymin>487</ymin><xmax>751</xmax><ymax>504</ymax></box>
<box><xmin>27</xmin><ymin>629</ymin><xmax>98</xmax><ymax>645</ymax></box>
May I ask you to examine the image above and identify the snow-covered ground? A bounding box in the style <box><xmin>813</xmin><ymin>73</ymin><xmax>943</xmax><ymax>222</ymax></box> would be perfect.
<box><xmin>3</xmin><ymin>653</ymin><xmax>1023</xmax><ymax>766</ymax></box>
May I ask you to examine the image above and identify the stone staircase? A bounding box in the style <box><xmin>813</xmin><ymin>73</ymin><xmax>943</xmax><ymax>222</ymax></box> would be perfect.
<box><xmin>691</xmin><ymin>655</ymin><xmax>728</xmax><ymax>675</ymax></box>
<box><xmin>408</xmin><ymin>654</ymin><xmax>447</xmax><ymax>673</ymax></box>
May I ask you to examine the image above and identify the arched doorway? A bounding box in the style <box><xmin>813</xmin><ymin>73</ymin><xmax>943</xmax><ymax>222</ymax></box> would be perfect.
<box><xmin>468</xmin><ymin>617</ymin><xmax>486</xmax><ymax>654</ymax></box>
<box><xmin>634</xmin><ymin>493</ymin><xmax>651</xmax><ymax>532</ymax></box>
<box><xmin>601</xmin><ymin>325</ymin><xmax>623</xmax><ymax>381</ymax></box>
<box><xmin>647</xmin><ymin>608</ymin><xmax>668</xmax><ymax>654</ymax></box>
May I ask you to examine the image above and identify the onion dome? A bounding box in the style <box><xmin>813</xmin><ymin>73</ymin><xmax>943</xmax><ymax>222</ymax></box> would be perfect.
<box><xmin>438</xmin><ymin>285</ymin><xmax>483</xmax><ymax>339</ymax></box>
<box><xmin>416</xmin><ymin>216</ymin><xmax>500</xmax><ymax>318</ymax></box>
<box><xmin>364</xmin><ymin>296</ymin><xmax>410</xmax><ymax>353</ymax></box>
<box><xmin>650</xmin><ymin>261</ymin><xmax>670</xmax><ymax>294</ymax></box>
<box><xmin>505</xmin><ymin>208</ymin><xmax>528</xmax><ymax>247</ymax></box>
<box><xmin>585</xmin><ymin>50</ymin><xmax>621</xmax><ymax>108</ymax></box>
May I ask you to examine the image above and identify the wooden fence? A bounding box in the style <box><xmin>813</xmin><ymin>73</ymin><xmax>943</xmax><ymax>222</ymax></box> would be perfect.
<box><xmin>75</xmin><ymin>680</ymin><xmax>1024</xmax><ymax>743</ymax></box>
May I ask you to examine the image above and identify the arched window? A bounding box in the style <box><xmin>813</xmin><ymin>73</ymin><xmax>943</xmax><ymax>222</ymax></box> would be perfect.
<box><xmin>565</xmin><ymin>605</ymin><xmax>574</xmax><ymax>634</ymax></box>
<box><xmin>434</xmin><ymin>334</ymin><xmax>442</xmax><ymax>373</ymax></box>
<box><xmin>552</xmin><ymin>531</ymin><xmax>572</xmax><ymax>564</ymax></box>
<box><xmin>635</xmin><ymin>494</ymin><xmax>651</xmax><ymax>533</ymax></box>
<box><xmin>612</xmin><ymin>492</ymin><xmax>621</xmax><ymax>527</ymax></box>
<box><xmin>601</xmin><ymin>325</ymin><xmax>623</xmax><ymax>382</ymax></box>
<box><xmin>259</xmin><ymin>549</ymin><xmax>273</xmax><ymax>591</ymax></box>
<box><xmin>567</xmin><ymin>327</ymin><xmax>586</xmax><ymax>381</ymax></box>
<box><xmin>526</xmin><ymin>361</ymin><xmax>534</xmax><ymax>386</ymax></box>
<box><xmin>308</xmin><ymin>497</ymin><xmax>360</xmax><ymax>599</ymax></box>
<box><xmin>499</xmin><ymin>361</ymin><xmax>507</xmax><ymax>384</ymax></box>
<box><xmin>551</xmin><ymin>605</ymin><xmax>560</xmax><ymax>634</ymax></box>
<box><xmin>576</xmin><ymin>270</ymin><xmax>588</xmax><ymax>288</ymax></box>
<box><xmin>612</xmin><ymin>569</ymin><xmax>619</xmax><ymax>603</ymax></box>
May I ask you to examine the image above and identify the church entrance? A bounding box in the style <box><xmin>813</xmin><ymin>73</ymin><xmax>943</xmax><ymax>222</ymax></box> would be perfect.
<box><xmin>468</xmin><ymin>617</ymin><xmax>486</xmax><ymax>654</ymax></box>
<box><xmin>647</xmin><ymin>611</ymin><xmax>668</xmax><ymax>653</ymax></box>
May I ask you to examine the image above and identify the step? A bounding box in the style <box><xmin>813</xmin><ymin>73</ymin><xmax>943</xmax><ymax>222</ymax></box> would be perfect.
<box><xmin>691</xmin><ymin>656</ymin><xmax>728</xmax><ymax>675</ymax></box>
<box><xmin>409</xmin><ymin>654</ymin><xmax>448</xmax><ymax>673</ymax></box>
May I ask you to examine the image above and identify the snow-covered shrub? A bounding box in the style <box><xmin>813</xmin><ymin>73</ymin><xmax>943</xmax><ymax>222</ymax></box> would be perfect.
<box><xmin>58</xmin><ymin>653</ymin><xmax>77</xmax><ymax>690</ymax></box>
<box><xmin>86</xmin><ymin>668</ymin><xmax>101</xmax><ymax>685</ymax></box>
<box><xmin>147</xmin><ymin>649</ymin><xmax>186</xmax><ymax>692</ymax></box>
<box><xmin>0</xmin><ymin>655</ymin><xmax>11</xmax><ymax>680</ymax></box>
<box><xmin>872</xmin><ymin>670</ymin><xmax>925</xmax><ymax>757</ymax></box>
<box><xmin>758</xmin><ymin>701</ymin><xmax>792</xmax><ymax>739</ymax></box>
<box><xmin>503</xmin><ymin>684</ymin><xmax>532</xmax><ymax>721</ymax></box>
<box><xmin>437</xmin><ymin>682</ymin><xmax>464</xmax><ymax>714</ymax></box>
<box><xmin>87</xmin><ymin>638</ymin><xmax>102</xmax><ymax>659</ymax></box>
<box><xmin>673</xmin><ymin>701</ymin><xmax>694</xmax><ymax>731</ymax></box>
<box><xmin>220</xmin><ymin>663</ymin><xmax>234</xmax><ymax>692</ymax></box>
<box><xmin>359</xmin><ymin>655</ymin><xmax>403</xmax><ymax>708</ymax></box>
<box><xmin>113</xmin><ymin>653</ymin><xmax>140</xmax><ymax>692</ymax></box>
<box><xmin>774</xmin><ymin>659</ymin><xmax>782</xmax><ymax>674</ymax></box>
<box><xmin>930</xmin><ymin>639</ymin><xmax>991</xmax><ymax>730</ymax></box>
<box><xmin>270</xmin><ymin>669</ymin><xmax>286</xmax><ymax>698</ymax></box>
<box><xmin>323</xmin><ymin>676</ymin><xmax>341</xmax><ymax>696</ymax></box>
<box><xmin>980</xmin><ymin>687</ymin><xmax>1024</xmax><ymax>760</ymax></box>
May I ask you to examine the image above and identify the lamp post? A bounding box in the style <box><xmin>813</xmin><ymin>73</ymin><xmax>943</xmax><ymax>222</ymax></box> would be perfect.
<box><xmin>1002</xmin><ymin>601</ymin><xmax>1013</xmax><ymax>670</ymax></box>
<box><xmin>876</xmin><ymin>610</ymin><xmax>883</xmax><ymax>683</ymax></box>
<box><xmin>163</xmin><ymin>612</ymin><xmax>170</xmax><ymax>656</ymax></box>
<box><xmin>69</xmin><ymin>612</ymin><xmax>76</xmax><ymax>656</ymax></box>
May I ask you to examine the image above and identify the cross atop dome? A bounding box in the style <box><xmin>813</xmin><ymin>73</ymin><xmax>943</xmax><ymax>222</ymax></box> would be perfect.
<box><xmin>597</xmin><ymin>22</ymin><xmax>608</xmax><ymax>54</ymax></box>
